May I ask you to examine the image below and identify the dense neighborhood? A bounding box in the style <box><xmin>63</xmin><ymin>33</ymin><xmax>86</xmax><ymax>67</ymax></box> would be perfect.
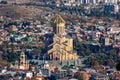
<box><xmin>0</xmin><ymin>0</ymin><xmax>120</xmax><ymax>80</ymax></box>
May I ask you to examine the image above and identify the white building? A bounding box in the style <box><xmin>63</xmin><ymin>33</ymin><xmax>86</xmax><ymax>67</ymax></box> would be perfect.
<box><xmin>26</xmin><ymin>72</ymin><xmax>33</xmax><ymax>78</ymax></box>
<box><xmin>104</xmin><ymin>0</ymin><xmax>118</xmax><ymax>4</ymax></box>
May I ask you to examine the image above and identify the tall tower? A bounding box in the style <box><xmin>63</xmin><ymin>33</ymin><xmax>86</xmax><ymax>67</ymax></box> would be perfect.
<box><xmin>54</xmin><ymin>15</ymin><xmax>66</xmax><ymax>35</ymax></box>
<box><xmin>19</xmin><ymin>51</ymin><xmax>29</xmax><ymax>70</ymax></box>
<box><xmin>20</xmin><ymin>51</ymin><xmax>26</xmax><ymax>69</ymax></box>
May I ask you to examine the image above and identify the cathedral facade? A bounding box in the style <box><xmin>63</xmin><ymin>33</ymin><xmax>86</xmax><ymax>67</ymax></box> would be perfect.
<box><xmin>48</xmin><ymin>15</ymin><xmax>79</xmax><ymax>61</ymax></box>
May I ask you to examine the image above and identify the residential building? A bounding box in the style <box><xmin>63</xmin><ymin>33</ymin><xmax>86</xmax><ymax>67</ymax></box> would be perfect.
<box><xmin>79</xmin><ymin>71</ymin><xmax>90</xmax><ymax>80</ymax></box>
<box><xmin>104</xmin><ymin>4</ymin><xmax>119</xmax><ymax>13</ymax></box>
<box><xmin>90</xmin><ymin>73</ymin><xmax>109</xmax><ymax>80</ymax></box>
<box><xmin>111</xmin><ymin>71</ymin><xmax>120</xmax><ymax>80</ymax></box>
<box><xmin>104</xmin><ymin>37</ymin><xmax>110</xmax><ymax>46</ymax></box>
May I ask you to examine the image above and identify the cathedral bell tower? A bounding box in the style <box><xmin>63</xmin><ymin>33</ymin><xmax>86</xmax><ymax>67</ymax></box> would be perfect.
<box><xmin>19</xmin><ymin>51</ymin><xmax>29</xmax><ymax>70</ymax></box>
<box><xmin>20</xmin><ymin>51</ymin><xmax>26</xmax><ymax>69</ymax></box>
<box><xmin>54</xmin><ymin>15</ymin><xmax>66</xmax><ymax>35</ymax></box>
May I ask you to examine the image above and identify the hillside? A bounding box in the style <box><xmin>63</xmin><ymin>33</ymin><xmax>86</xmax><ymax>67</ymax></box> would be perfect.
<box><xmin>0</xmin><ymin>5</ymin><xmax>45</xmax><ymax>20</ymax></box>
<box><xmin>7</xmin><ymin>0</ymin><xmax>40</xmax><ymax>4</ymax></box>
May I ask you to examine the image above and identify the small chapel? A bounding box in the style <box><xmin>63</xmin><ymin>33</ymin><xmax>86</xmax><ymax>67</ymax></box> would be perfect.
<box><xmin>48</xmin><ymin>15</ymin><xmax>79</xmax><ymax>61</ymax></box>
<box><xmin>10</xmin><ymin>51</ymin><xmax>29</xmax><ymax>70</ymax></box>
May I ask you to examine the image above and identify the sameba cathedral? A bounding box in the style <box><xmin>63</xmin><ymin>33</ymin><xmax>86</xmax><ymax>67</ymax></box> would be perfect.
<box><xmin>48</xmin><ymin>15</ymin><xmax>79</xmax><ymax>61</ymax></box>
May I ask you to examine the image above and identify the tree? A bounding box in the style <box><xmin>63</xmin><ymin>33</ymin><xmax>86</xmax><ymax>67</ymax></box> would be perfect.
<box><xmin>0</xmin><ymin>1</ymin><xmax>8</xmax><ymax>4</ymax></box>
<box><xmin>7</xmin><ymin>52</ymin><xmax>18</xmax><ymax>62</ymax></box>
<box><xmin>49</xmin><ymin>75</ymin><xmax>56</xmax><ymax>80</ymax></box>
<box><xmin>0</xmin><ymin>75</ymin><xmax>9</xmax><ymax>80</ymax></box>
<box><xmin>107</xmin><ymin>59</ymin><xmax>115</xmax><ymax>66</ymax></box>
<box><xmin>116</xmin><ymin>62</ymin><xmax>120</xmax><ymax>71</ymax></box>
<box><xmin>84</xmin><ymin>46</ymin><xmax>91</xmax><ymax>56</ymax></box>
<box><xmin>62</xmin><ymin>65</ymin><xmax>69</xmax><ymax>69</ymax></box>
<box><xmin>74</xmin><ymin>72</ymin><xmax>83</xmax><ymax>80</ymax></box>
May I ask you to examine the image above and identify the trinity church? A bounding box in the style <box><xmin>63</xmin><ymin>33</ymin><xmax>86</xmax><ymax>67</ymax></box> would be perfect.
<box><xmin>48</xmin><ymin>15</ymin><xmax>79</xmax><ymax>60</ymax></box>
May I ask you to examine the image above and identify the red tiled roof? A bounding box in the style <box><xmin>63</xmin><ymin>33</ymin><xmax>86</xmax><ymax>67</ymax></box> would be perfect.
<box><xmin>12</xmin><ymin>69</ymin><xmax>29</xmax><ymax>72</ymax></box>
<box><xmin>35</xmin><ymin>76</ymin><xmax>43</xmax><ymax>78</ymax></box>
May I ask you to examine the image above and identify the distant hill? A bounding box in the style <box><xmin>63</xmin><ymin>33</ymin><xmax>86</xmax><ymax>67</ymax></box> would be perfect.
<box><xmin>0</xmin><ymin>5</ymin><xmax>43</xmax><ymax>20</ymax></box>
<box><xmin>7</xmin><ymin>0</ymin><xmax>40</xmax><ymax>4</ymax></box>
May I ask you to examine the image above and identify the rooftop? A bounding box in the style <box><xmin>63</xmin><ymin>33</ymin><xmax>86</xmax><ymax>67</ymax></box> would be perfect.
<box><xmin>54</xmin><ymin>15</ymin><xmax>65</xmax><ymax>24</ymax></box>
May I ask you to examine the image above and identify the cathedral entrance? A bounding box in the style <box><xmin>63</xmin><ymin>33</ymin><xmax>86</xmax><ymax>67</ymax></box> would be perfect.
<box><xmin>55</xmin><ymin>57</ymin><xmax>59</xmax><ymax>60</ymax></box>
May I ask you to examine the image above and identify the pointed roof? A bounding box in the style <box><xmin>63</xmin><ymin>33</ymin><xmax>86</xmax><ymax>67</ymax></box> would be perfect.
<box><xmin>54</xmin><ymin>14</ymin><xmax>65</xmax><ymax>24</ymax></box>
<box><xmin>21</xmin><ymin>51</ymin><xmax>25</xmax><ymax>55</ymax></box>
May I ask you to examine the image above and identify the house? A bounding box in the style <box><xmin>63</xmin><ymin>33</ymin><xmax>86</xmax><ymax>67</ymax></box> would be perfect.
<box><xmin>35</xmin><ymin>68</ymin><xmax>51</xmax><ymax>80</ymax></box>
<box><xmin>90</xmin><ymin>73</ymin><xmax>109</xmax><ymax>80</ymax></box>
<box><xmin>9</xmin><ymin>25</ymin><xmax>18</xmax><ymax>31</ymax></box>
<box><xmin>111</xmin><ymin>71</ymin><xmax>120</xmax><ymax>80</ymax></box>
<box><xmin>82</xmin><ymin>68</ymin><xmax>96</xmax><ymax>73</ymax></box>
